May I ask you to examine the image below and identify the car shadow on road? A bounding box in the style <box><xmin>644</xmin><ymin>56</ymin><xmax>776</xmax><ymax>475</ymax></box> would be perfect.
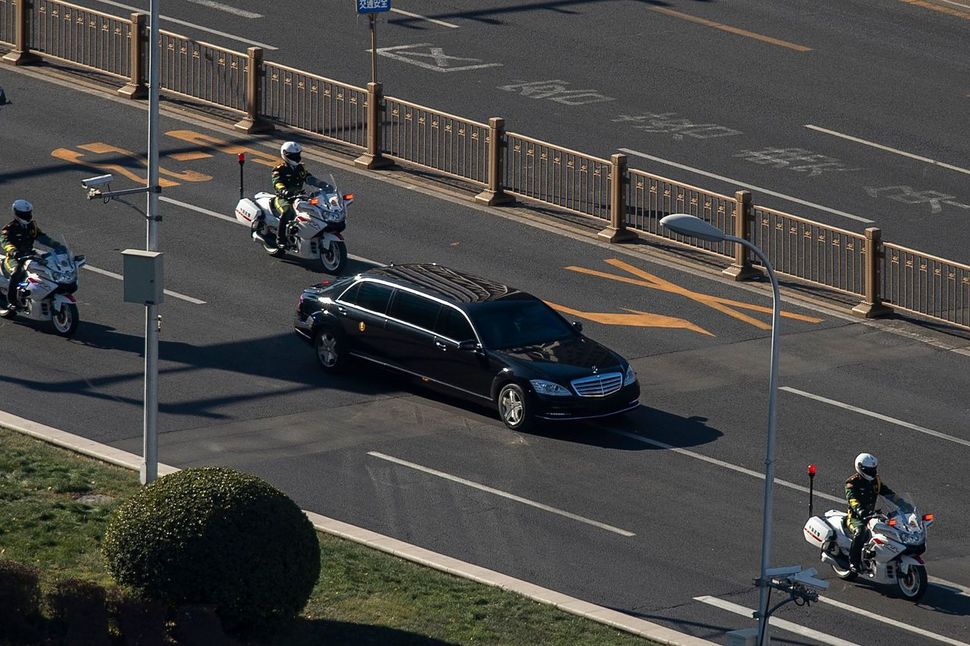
<box><xmin>400</xmin><ymin>383</ymin><xmax>723</xmax><ymax>450</ymax></box>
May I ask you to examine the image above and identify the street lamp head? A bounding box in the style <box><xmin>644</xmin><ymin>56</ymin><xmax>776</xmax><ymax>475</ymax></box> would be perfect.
<box><xmin>659</xmin><ymin>213</ymin><xmax>726</xmax><ymax>243</ymax></box>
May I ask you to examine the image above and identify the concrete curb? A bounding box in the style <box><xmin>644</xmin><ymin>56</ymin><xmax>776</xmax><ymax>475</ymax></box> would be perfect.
<box><xmin>0</xmin><ymin>409</ymin><xmax>714</xmax><ymax>646</ymax></box>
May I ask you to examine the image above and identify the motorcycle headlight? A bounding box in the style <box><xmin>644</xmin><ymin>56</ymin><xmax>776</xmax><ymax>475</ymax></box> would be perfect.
<box><xmin>623</xmin><ymin>364</ymin><xmax>637</xmax><ymax>386</ymax></box>
<box><xmin>529</xmin><ymin>379</ymin><xmax>571</xmax><ymax>397</ymax></box>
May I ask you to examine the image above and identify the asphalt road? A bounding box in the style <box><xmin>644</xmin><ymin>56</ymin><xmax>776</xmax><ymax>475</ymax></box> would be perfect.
<box><xmin>2</xmin><ymin>67</ymin><xmax>970</xmax><ymax>645</ymax></box>
<box><xmin>54</xmin><ymin>0</ymin><xmax>970</xmax><ymax>262</ymax></box>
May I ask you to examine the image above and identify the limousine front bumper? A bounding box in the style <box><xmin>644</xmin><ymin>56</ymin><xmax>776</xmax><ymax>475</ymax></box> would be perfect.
<box><xmin>532</xmin><ymin>382</ymin><xmax>641</xmax><ymax>421</ymax></box>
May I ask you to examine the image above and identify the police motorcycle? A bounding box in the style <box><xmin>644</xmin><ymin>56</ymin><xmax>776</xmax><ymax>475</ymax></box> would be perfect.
<box><xmin>803</xmin><ymin>492</ymin><xmax>934</xmax><ymax>601</ymax></box>
<box><xmin>0</xmin><ymin>235</ymin><xmax>86</xmax><ymax>337</ymax></box>
<box><xmin>234</xmin><ymin>173</ymin><xmax>353</xmax><ymax>274</ymax></box>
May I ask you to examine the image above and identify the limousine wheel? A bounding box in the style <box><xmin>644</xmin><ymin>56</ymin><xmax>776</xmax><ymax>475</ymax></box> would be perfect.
<box><xmin>497</xmin><ymin>383</ymin><xmax>533</xmax><ymax>431</ymax></box>
<box><xmin>315</xmin><ymin>329</ymin><xmax>346</xmax><ymax>371</ymax></box>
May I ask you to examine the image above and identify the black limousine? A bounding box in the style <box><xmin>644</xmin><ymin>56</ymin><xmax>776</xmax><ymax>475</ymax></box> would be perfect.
<box><xmin>294</xmin><ymin>264</ymin><xmax>639</xmax><ymax>430</ymax></box>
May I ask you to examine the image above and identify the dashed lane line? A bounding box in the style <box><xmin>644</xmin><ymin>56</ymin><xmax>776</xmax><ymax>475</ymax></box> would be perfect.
<box><xmin>83</xmin><ymin>265</ymin><xmax>206</xmax><ymax>304</ymax></box>
<box><xmin>818</xmin><ymin>595</ymin><xmax>970</xmax><ymax>645</ymax></box>
<box><xmin>694</xmin><ymin>596</ymin><xmax>860</xmax><ymax>646</ymax></box>
<box><xmin>390</xmin><ymin>8</ymin><xmax>459</xmax><ymax>28</ymax></box>
<box><xmin>89</xmin><ymin>0</ymin><xmax>277</xmax><ymax>49</ymax></box>
<box><xmin>781</xmin><ymin>387</ymin><xmax>970</xmax><ymax>448</ymax></box>
<box><xmin>367</xmin><ymin>451</ymin><xmax>636</xmax><ymax>537</ymax></box>
<box><xmin>618</xmin><ymin>148</ymin><xmax>875</xmax><ymax>224</ymax></box>
<box><xmin>806</xmin><ymin>125</ymin><xmax>970</xmax><ymax>177</ymax></box>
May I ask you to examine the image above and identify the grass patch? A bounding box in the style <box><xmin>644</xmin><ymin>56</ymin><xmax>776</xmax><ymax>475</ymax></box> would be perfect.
<box><xmin>0</xmin><ymin>427</ymin><xmax>655</xmax><ymax>645</ymax></box>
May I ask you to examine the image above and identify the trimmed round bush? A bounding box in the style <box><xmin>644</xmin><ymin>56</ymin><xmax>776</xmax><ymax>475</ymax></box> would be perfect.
<box><xmin>101</xmin><ymin>468</ymin><xmax>320</xmax><ymax>627</ymax></box>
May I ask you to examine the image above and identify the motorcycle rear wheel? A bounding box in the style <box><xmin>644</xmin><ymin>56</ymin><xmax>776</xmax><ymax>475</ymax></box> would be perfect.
<box><xmin>895</xmin><ymin>564</ymin><xmax>927</xmax><ymax>602</ymax></box>
<box><xmin>50</xmin><ymin>304</ymin><xmax>79</xmax><ymax>337</ymax></box>
<box><xmin>0</xmin><ymin>291</ymin><xmax>15</xmax><ymax>319</ymax></box>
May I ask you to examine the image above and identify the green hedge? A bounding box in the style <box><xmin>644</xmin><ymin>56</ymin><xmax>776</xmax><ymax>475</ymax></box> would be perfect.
<box><xmin>101</xmin><ymin>467</ymin><xmax>320</xmax><ymax>628</ymax></box>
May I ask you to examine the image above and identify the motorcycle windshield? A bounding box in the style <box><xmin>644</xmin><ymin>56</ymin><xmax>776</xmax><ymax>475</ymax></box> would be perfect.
<box><xmin>43</xmin><ymin>234</ymin><xmax>77</xmax><ymax>276</ymax></box>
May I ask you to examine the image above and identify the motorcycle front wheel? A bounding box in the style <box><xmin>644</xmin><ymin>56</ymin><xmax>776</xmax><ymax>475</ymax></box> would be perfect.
<box><xmin>318</xmin><ymin>239</ymin><xmax>347</xmax><ymax>274</ymax></box>
<box><xmin>51</xmin><ymin>303</ymin><xmax>79</xmax><ymax>337</ymax></box>
<box><xmin>895</xmin><ymin>564</ymin><xmax>927</xmax><ymax>602</ymax></box>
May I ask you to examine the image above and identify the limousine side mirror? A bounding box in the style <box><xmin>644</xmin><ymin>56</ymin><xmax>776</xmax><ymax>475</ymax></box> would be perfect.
<box><xmin>458</xmin><ymin>340</ymin><xmax>480</xmax><ymax>352</ymax></box>
<box><xmin>572</xmin><ymin>321</ymin><xmax>583</xmax><ymax>333</ymax></box>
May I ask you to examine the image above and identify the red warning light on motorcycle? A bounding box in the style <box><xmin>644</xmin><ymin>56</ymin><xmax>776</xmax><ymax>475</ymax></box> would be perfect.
<box><xmin>808</xmin><ymin>464</ymin><xmax>816</xmax><ymax>476</ymax></box>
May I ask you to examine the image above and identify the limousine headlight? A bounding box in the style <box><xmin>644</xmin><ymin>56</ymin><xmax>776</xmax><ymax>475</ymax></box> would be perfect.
<box><xmin>530</xmin><ymin>379</ymin><xmax>571</xmax><ymax>397</ymax></box>
<box><xmin>623</xmin><ymin>364</ymin><xmax>637</xmax><ymax>386</ymax></box>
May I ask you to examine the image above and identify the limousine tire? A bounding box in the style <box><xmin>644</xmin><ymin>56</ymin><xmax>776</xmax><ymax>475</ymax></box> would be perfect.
<box><xmin>497</xmin><ymin>383</ymin><xmax>534</xmax><ymax>431</ymax></box>
<box><xmin>314</xmin><ymin>328</ymin><xmax>346</xmax><ymax>372</ymax></box>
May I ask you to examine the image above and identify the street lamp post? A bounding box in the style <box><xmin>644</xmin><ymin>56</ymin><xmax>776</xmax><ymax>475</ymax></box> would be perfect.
<box><xmin>659</xmin><ymin>214</ymin><xmax>780</xmax><ymax>646</ymax></box>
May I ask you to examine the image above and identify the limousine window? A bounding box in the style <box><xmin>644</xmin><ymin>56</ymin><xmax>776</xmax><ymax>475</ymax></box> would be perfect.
<box><xmin>388</xmin><ymin>289</ymin><xmax>440</xmax><ymax>330</ymax></box>
<box><xmin>435</xmin><ymin>306</ymin><xmax>475</xmax><ymax>342</ymax></box>
<box><xmin>342</xmin><ymin>281</ymin><xmax>393</xmax><ymax>314</ymax></box>
<box><xmin>473</xmin><ymin>298</ymin><xmax>574</xmax><ymax>349</ymax></box>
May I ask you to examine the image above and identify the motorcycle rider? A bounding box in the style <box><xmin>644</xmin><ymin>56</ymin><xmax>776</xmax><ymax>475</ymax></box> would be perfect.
<box><xmin>272</xmin><ymin>141</ymin><xmax>331</xmax><ymax>250</ymax></box>
<box><xmin>1</xmin><ymin>200</ymin><xmax>59</xmax><ymax>309</ymax></box>
<box><xmin>845</xmin><ymin>452</ymin><xmax>910</xmax><ymax>572</ymax></box>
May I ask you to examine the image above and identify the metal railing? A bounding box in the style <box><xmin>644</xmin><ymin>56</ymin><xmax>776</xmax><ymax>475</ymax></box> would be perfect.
<box><xmin>4</xmin><ymin>0</ymin><xmax>970</xmax><ymax>331</ymax></box>
<box><xmin>262</xmin><ymin>61</ymin><xmax>367</xmax><ymax>149</ymax></box>
<box><xmin>382</xmin><ymin>96</ymin><xmax>489</xmax><ymax>185</ymax></box>
<box><xmin>882</xmin><ymin>243</ymin><xmax>970</xmax><ymax>328</ymax></box>
<box><xmin>627</xmin><ymin>168</ymin><xmax>736</xmax><ymax>258</ymax></box>
<box><xmin>158</xmin><ymin>30</ymin><xmax>245</xmax><ymax>113</ymax></box>
<box><xmin>0</xmin><ymin>0</ymin><xmax>15</xmax><ymax>46</ymax></box>
<box><xmin>504</xmin><ymin>133</ymin><xmax>611</xmax><ymax>219</ymax></box>
<box><xmin>751</xmin><ymin>205</ymin><xmax>866</xmax><ymax>296</ymax></box>
<box><xmin>31</xmin><ymin>0</ymin><xmax>130</xmax><ymax>78</ymax></box>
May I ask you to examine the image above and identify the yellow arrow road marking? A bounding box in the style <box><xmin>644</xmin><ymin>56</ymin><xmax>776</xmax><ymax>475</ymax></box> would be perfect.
<box><xmin>547</xmin><ymin>301</ymin><xmax>714</xmax><ymax>336</ymax></box>
<box><xmin>78</xmin><ymin>143</ymin><xmax>212</xmax><ymax>182</ymax></box>
<box><xmin>51</xmin><ymin>148</ymin><xmax>180</xmax><ymax>188</ymax></box>
<box><xmin>566</xmin><ymin>259</ymin><xmax>823</xmax><ymax>330</ymax></box>
<box><xmin>166</xmin><ymin>130</ymin><xmax>279</xmax><ymax>167</ymax></box>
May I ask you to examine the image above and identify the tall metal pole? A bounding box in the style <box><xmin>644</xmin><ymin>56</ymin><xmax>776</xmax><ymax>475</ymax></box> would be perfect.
<box><xmin>369</xmin><ymin>14</ymin><xmax>377</xmax><ymax>84</ymax></box>
<box><xmin>730</xmin><ymin>237</ymin><xmax>780</xmax><ymax>646</ymax></box>
<box><xmin>141</xmin><ymin>0</ymin><xmax>161</xmax><ymax>484</ymax></box>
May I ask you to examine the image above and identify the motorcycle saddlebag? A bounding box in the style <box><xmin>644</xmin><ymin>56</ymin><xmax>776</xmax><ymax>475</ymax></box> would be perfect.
<box><xmin>803</xmin><ymin>516</ymin><xmax>834</xmax><ymax>548</ymax></box>
<box><xmin>234</xmin><ymin>198</ymin><xmax>261</xmax><ymax>225</ymax></box>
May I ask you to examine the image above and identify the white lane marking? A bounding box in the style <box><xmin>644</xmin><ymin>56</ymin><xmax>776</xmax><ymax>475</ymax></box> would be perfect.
<box><xmin>930</xmin><ymin>576</ymin><xmax>970</xmax><ymax>597</ymax></box>
<box><xmin>83</xmin><ymin>265</ymin><xmax>206</xmax><ymax>304</ymax></box>
<box><xmin>618</xmin><ymin>147</ymin><xmax>875</xmax><ymax>224</ymax></box>
<box><xmin>695</xmin><ymin>596</ymin><xmax>860</xmax><ymax>646</ymax></box>
<box><xmin>184</xmin><ymin>0</ymin><xmax>262</xmax><ymax>19</ymax></box>
<box><xmin>390</xmin><ymin>7</ymin><xmax>459</xmax><ymax>28</ymax></box>
<box><xmin>376</xmin><ymin>44</ymin><xmax>502</xmax><ymax>72</ymax></box>
<box><xmin>818</xmin><ymin>595</ymin><xmax>970</xmax><ymax>646</ymax></box>
<box><xmin>938</xmin><ymin>0</ymin><xmax>970</xmax><ymax>8</ymax></box>
<box><xmin>89</xmin><ymin>0</ymin><xmax>277</xmax><ymax>49</ymax></box>
<box><xmin>367</xmin><ymin>451</ymin><xmax>635</xmax><ymax>537</ymax></box>
<box><xmin>159</xmin><ymin>196</ymin><xmax>384</xmax><ymax>267</ymax></box>
<box><xmin>605</xmin><ymin>427</ymin><xmax>844</xmax><ymax>505</ymax></box>
<box><xmin>805</xmin><ymin>125</ymin><xmax>970</xmax><ymax>177</ymax></box>
<box><xmin>780</xmin><ymin>387</ymin><xmax>970</xmax><ymax>448</ymax></box>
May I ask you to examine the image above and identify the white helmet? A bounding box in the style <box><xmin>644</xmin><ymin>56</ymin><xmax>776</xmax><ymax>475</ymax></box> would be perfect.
<box><xmin>854</xmin><ymin>452</ymin><xmax>878</xmax><ymax>481</ymax></box>
<box><xmin>11</xmin><ymin>199</ymin><xmax>33</xmax><ymax>226</ymax></box>
<box><xmin>281</xmin><ymin>141</ymin><xmax>302</xmax><ymax>168</ymax></box>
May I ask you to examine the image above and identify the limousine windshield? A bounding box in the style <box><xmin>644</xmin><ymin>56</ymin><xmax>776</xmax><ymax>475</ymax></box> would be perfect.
<box><xmin>472</xmin><ymin>297</ymin><xmax>575</xmax><ymax>349</ymax></box>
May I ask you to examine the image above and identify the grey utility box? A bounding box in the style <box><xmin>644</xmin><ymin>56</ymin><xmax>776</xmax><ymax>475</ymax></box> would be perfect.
<box><xmin>122</xmin><ymin>249</ymin><xmax>164</xmax><ymax>305</ymax></box>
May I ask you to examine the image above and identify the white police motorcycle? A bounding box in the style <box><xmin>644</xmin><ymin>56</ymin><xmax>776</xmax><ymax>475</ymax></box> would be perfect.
<box><xmin>234</xmin><ymin>174</ymin><xmax>353</xmax><ymax>274</ymax></box>
<box><xmin>0</xmin><ymin>236</ymin><xmax>86</xmax><ymax>336</ymax></box>
<box><xmin>803</xmin><ymin>493</ymin><xmax>934</xmax><ymax>601</ymax></box>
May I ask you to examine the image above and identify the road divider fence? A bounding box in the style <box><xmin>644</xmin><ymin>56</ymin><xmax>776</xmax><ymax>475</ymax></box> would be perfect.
<box><xmin>2</xmin><ymin>0</ymin><xmax>968</xmax><ymax>331</ymax></box>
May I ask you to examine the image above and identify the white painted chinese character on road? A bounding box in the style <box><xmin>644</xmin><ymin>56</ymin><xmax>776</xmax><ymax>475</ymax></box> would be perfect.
<box><xmin>735</xmin><ymin>147</ymin><xmax>860</xmax><ymax>177</ymax></box>
<box><xmin>498</xmin><ymin>80</ymin><xmax>614</xmax><ymax>105</ymax></box>
<box><xmin>865</xmin><ymin>185</ymin><xmax>970</xmax><ymax>214</ymax></box>
<box><xmin>613</xmin><ymin>113</ymin><xmax>742</xmax><ymax>140</ymax></box>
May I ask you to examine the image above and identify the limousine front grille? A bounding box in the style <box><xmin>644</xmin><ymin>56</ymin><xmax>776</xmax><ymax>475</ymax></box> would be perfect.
<box><xmin>571</xmin><ymin>372</ymin><xmax>623</xmax><ymax>397</ymax></box>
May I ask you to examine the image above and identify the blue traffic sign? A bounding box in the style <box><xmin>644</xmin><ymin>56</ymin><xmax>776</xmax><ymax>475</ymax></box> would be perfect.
<box><xmin>357</xmin><ymin>0</ymin><xmax>390</xmax><ymax>13</ymax></box>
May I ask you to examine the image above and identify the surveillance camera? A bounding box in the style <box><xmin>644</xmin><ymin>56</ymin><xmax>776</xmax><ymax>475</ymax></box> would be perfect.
<box><xmin>81</xmin><ymin>174</ymin><xmax>113</xmax><ymax>189</ymax></box>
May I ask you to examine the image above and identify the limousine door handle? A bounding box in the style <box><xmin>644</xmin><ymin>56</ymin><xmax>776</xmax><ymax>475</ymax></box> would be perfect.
<box><xmin>434</xmin><ymin>340</ymin><xmax>448</xmax><ymax>351</ymax></box>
